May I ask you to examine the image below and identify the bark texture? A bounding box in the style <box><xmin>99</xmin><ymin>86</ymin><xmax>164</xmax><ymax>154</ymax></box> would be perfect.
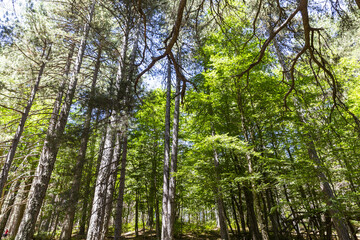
<box><xmin>114</xmin><ymin>134</ymin><xmax>128</xmax><ymax>240</ymax></box>
<box><xmin>15</xmin><ymin>3</ymin><xmax>95</xmax><ymax>239</ymax></box>
<box><xmin>59</xmin><ymin>43</ymin><xmax>102</xmax><ymax>240</ymax></box>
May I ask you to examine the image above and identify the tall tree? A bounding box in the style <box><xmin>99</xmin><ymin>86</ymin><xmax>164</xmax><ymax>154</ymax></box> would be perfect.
<box><xmin>15</xmin><ymin>1</ymin><xmax>96</xmax><ymax>239</ymax></box>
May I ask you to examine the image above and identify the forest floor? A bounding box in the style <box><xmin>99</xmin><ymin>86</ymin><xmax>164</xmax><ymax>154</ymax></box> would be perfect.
<box><xmin>119</xmin><ymin>229</ymin><xmax>222</xmax><ymax>239</ymax></box>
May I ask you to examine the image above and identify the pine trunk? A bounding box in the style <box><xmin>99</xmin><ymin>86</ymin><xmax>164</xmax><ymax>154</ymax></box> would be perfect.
<box><xmin>86</xmin><ymin>114</ymin><xmax>117</xmax><ymax>240</ymax></box>
<box><xmin>7</xmin><ymin>178</ymin><xmax>32</xmax><ymax>237</ymax></box>
<box><xmin>59</xmin><ymin>42</ymin><xmax>102</xmax><ymax>240</ymax></box>
<box><xmin>15</xmin><ymin>3</ymin><xmax>95</xmax><ymax>239</ymax></box>
<box><xmin>0</xmin><ymin>45</ymin><xmax>51</xmax><ymax>197</ymax></box>
<box><xmin>114</xmin><ymin>134</ymin><xmax>128</xmax><ymax>240</ymax></box>
<box><xmin>100</xmin><ymin>133</ymin><xmax>122</xmax><ymax>239</ymax></box>
<box><xmin>0</xmin><ymin>180</ymin><xmax>21</xmax><ymax>236</ymax></box>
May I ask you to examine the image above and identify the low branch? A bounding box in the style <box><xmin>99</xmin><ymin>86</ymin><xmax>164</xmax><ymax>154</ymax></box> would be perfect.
<box><xmin>0</xmin><ymin>104</ymin><xmax>24</xmax><ymax>114</ymax></box>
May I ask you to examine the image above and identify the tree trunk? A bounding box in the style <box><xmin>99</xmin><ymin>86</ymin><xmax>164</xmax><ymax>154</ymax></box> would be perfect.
<box><xmin>79</xmin><ymin>110</ymin><xmax>102</xmax><ymax>236</ymax></box>
<box><xmin>7</xmin><ymin>178</ymin><xmax>32</xmax><ymax>237</ymax></box>
<box><xmin>0</xmin><ymin>180</ymin><xmax>21</xmax><ymax>236</ymax></box>
<box><xmin>59</xmin><ymin>41</ymin><xmax>102</xmax><ymax>240</ymax></box>
<box><xmin>0</xmin><ymin>45</ymin><xmax>51</xmax><ymax>198</ymax></box>
<box><xmin>235</xmin><ymin>184</ymin><xmax>247</xmax><ymax>233</ymax></box>
<box><xmin>114</xmin><ymin>134</ymin><xmax>128</xmax><ymax>240</ymax></box>
<box><xmin>135</xmin><ymin>193</ymin><xmax>139</xmax><ymax>237</ymax></box>
<box><xmin>86</xmin><ymin>114</ymin><xmax>117</xmax><ymax>240</ymax></box>
<box><xmin>211</xmin><ymin>129</ymin><xmax>229</xmax><ymax>240</ymax></box>
<box><xmin>244</xmin><ymin>186</ymin><xmax>261</xmax><ymax>240</ymax></box>
<box><xmin>161</xmin><ymin>60</ymin><xmax>172</xmax><ymax>240</ymax></box>
<box><xmin>168</xmin><ymin>56</ymin><xmax>181</xmax><ymax>239</ymax></box>
<box><xmin>230</xmin><ymin>191</ymin><xmax>241</xmax><ymax>236</ymax></box>
<box><xmin>15</xmin><ymin>3</ymin><xmax>95</xmax><ymax>239</ymax></box>
<box><xmin>100</xmin><ymin>133</ymin><xmax>122</xmax><ymax>239</ymax></box>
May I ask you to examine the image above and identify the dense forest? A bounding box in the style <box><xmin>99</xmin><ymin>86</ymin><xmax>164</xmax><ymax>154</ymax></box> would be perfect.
<box><xmin>0</xmin><ymin>0</ymin><xmax>359</xmax><ymax>239</ymax></box>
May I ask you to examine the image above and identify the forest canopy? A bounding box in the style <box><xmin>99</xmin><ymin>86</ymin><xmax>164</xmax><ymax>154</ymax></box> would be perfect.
<box><xmin>0</xmin><ymin>0</ymin><xmax>359</xmax><ymax>240</ymax></box>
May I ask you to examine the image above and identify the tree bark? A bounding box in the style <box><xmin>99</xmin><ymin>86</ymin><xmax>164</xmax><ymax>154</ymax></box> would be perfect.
<box><xmin>0</xmin><ymin>45</ymin><xmax>51</xmax><ymax>198</ymax></box>
<box><xmin>114</xmin><ymin>134</ymin><xmax>128</xmax><ymax>240</ymax></box>
<box><xmin>79</xmin><ymin>111</ymin><xmax>103</xmax><ymax>236</ymax></box>
<box><xmin>0</xmin><ymin>180</ymin><xmax>21</xmax><ymax>236</ymax></box>
<box><xmin>86</xmin><ymin>114</ymin><xmax>117</xmax><ymax>240</ymax></box>
<box><xmin>7</xmin><ymin>178</ymin><xmax>32</xmax><ymax>237</ymax></box>
<box><xmin>15</xmin><ymin>2</ymin><xmax>95</xmax><ymax>239</ymax></box>
<box><xmin>161</xmin><ymin>59</ymin><xmax>172</xmax><ymax>240</ymax></box>
<box><xmin>168</xmin><ymin>54</ymin><xmax>181</xmax><ymax>239</ymax></box>
<box><xmin>100</xmin><ymin>132</ymin><xmax>122</xmax><ymax>239</ymax></box>
<box><xmin>59</xmin><ymin>41</ymin><xmax>102</xmax><ymax>240</ymax></box>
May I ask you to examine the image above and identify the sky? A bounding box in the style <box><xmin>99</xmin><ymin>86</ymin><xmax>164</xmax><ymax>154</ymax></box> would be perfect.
<box><xmin>0</xmin><ymin>0</ymin><xmax>25</xmax><ymax>24</ymax></box>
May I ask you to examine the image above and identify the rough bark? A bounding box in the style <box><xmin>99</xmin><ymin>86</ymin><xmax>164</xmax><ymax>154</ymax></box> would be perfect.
<box><xmin>15</xmin><ymin>3</ymin><xmax>95</xmax><ymax>239</ymax></box>
<box><xmin>100</xmin><ymin>133</ymin><xmax>122</xmax><ymax>239</ymax></box>
<box><xmin>114</xmin><ymin>134</ymin><xmax>128</xmax><ymax>240</ymax></box>
<box><xmin>59</xmin><ymin>42</ymin><xmax>102</xmax><ymax>240</ymax></box>
<box><xmin>7</xmin><ymin>178</ymin><xmax>31</xmax><ymax>237</ymax></box>
<box><xmin>79</xmin><ymin>112</ymin><xmax>103</xmax><ymax>236</ymax></box>
<box><xmin>86</xmin><ymin>114</ymin><xmax>117</xmax><ymax>240</ymax></box>
<box><xmin>0</xmin><ymin>45</ymin><xmax>51</xmax><ymax>197</ymax></box>
<box><xmin>161</xmin><ymin>60</ymin><xmax>172</xmax><ymax>240</ymax></box>
<box><xmin>0</xmin><ymin>180</ymin><xmax>21</xmax><ymax>236</ymax></box>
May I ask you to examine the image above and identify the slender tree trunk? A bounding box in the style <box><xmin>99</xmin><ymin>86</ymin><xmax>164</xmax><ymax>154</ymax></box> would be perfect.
<box><xmin>235</xmin><ymin>185</ymin><xmax>247</xmax><ymax>233</ymax></box>
<box><xmin>0</xmin><ymin>45</ymin><xmax>51</xmax><ymax>198</ymax></box>
<box><xmin>156</xmin><ymin>198</ymin><xmax>161</xmax><ymax>240</ymax></box>
<box><xmin>60</xmin><ymin>42</ymin><xmax>102</xmax><ymax>240</ymax></box>
<box><xmin>15</xmin><ymin>3</ymin><xmax>95</xmax><ymax>239</ymax></box>
<box><xmin>112</xmin><ymin>13</ymin><xmax>141</xmax><ymax>240</ymax></box>
<box><xmin>161</xmin><ymin>60</ymin><xmax>172</xmax><ymax>240</ymax></box>
<box><xmin>86</xmin><ymin>114</ymin><xmax>117</xmax><ymax>240</ymax></box>
<box><xmin>168</xmin><ymin>57</ymin><xmax>181</xmax><ymax>239</ymax></box>
<box><xmin>135</xmin><ymin>192</ymin><xmax>139</xmax><ymax>237</ymax></box>
<box><xmin>265</xmin><ymin>188</ymin><xmax>281</xmax><ymax>240</ymax></box>
<box><xmin>100</xmin><ymin>133</ymin><xmax>122</xmax><ymax>239</ymax></box>
<box><xmin>114</xmin><ymin>134</ymin><xmax>128</xmax><ymax>240</ymax></box>
<box><xmin>7</xmin><ymin>178</ymin><xmax>31</xmax><ymax>237</ymax></box>
<box><xmin>230</xmin><ymin>191</ymin><xmax>241</xmax><ymax>236</ymax></box>
<box><xmin>79</xmin><ymin>110</ymin><xmax>102</xmax><ymax>236</ymax></box>
<box><xmin>244</xmin><ymin>186</ymin><xmax>261</xmax><ymax>240</ymax></box>
<box><xmin>0</xmin><ymin>180</ymin><xmax>21</xmax><ymax>236</ymax></box>
<box><xmin>147</xmin><ymin>140</ymin><xmax>158</xmax><ymax>230</ymax></box>
<box><xmin>211</xmin><ymin>129</ymin><xmax>229</xmax><ymax>240</ymax></box>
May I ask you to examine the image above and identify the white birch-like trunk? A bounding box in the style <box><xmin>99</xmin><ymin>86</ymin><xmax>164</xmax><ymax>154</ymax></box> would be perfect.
<box><xmin>168</xmin><ymin>57</ymin><xmax>181</xmax><ymax>239</ymax></box>
<box><xmin>161</xmin><ymin>60</ymin><xmax>172</xmax><ymax>240</ymax></box>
